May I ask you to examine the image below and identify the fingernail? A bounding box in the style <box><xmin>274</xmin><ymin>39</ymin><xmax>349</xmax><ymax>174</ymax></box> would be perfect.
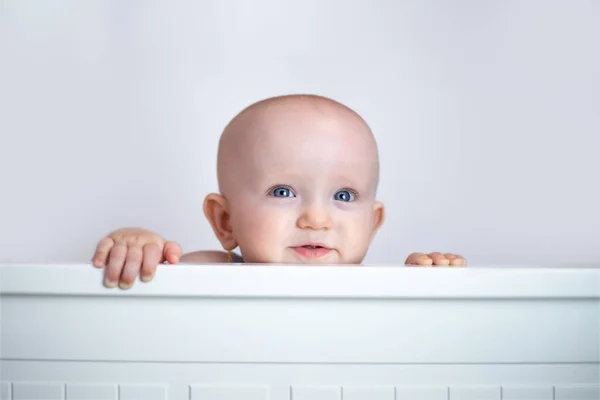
<box><xmin>119</xmin><ymin>282</ymin><xmax>132</xmax><ymax>290</ymax></box>
<box><xmin>104</xmin><ymin>279</ymin><xmax>117</xmax><ymax>288</ymax></box>
<box><xmin>141</xmin><ymin>273</ymin><xmax>154</xmax><ymax>283</ymax></box>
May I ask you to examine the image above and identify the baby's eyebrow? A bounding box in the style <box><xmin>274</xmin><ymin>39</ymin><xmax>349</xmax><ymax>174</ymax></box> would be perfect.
<box><xmin>258</xmin><ymin>172</ymin><xmax>305</xmax><ymax>183</ymax></box>
<box><xmin>332</xmin><ymin>177</ymin><xmax>365</xmax><ymax>189</ymax></box>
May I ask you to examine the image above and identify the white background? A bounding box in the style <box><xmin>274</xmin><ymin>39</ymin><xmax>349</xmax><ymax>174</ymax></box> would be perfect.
<box><xmin>1</xmin><ymin>0</ymin><xmax>598</xmax><ymax>265</ymax></box>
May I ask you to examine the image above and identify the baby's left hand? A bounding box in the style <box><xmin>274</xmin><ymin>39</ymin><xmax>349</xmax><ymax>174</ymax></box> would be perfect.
<box><xmin>405</xmin><ymin>252</ymin><xmax>466</xmax><ymax>266</ymax></box>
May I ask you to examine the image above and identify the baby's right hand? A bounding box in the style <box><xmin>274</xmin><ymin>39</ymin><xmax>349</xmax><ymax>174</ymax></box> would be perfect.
<box><xmin>92</xmin><ymin>228</ymin><xmax>182</xmax><ymax>289</ymax></box>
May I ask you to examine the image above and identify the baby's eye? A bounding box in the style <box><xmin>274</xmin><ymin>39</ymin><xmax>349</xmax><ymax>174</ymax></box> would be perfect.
<box><xmin>334</xmin><ymin>190</ymin><xmax>355</xmax><ymax>202</ymax></box>
<box><xmin>270</xmin><ymin>186</ymin><xmax>296</xmax><ymax>198</ymax></box>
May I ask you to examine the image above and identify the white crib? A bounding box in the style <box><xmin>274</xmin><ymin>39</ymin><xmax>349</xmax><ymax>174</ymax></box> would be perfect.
<box><xmin>1</xmin><ymin>263</ymin><xmax>599</xmax><ymax>400</ymax></box>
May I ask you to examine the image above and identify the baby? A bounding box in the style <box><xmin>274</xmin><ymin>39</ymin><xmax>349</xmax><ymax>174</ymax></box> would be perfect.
<box><xmin>92</xmin><ymin>94</ymin><xmax>465</xmax><ymax>289</ymax></box>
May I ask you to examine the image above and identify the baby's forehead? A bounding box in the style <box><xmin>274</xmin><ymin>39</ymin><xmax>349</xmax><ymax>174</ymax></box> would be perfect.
<box><xmin>237</xmin><ymin>124</ymin><xmax>377</xmax><ymax>190</ymax></box>
<box><xmin>244</xmin><ymin>109</ymin><xmax>374</xmax><ymax>158</ymax></box>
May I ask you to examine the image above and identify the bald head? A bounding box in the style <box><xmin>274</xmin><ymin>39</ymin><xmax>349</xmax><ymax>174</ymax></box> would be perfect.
<box><xmin>216</xmin><ymin>94</ymin><xmax>380</xmax><ymax>196</ymax></box>
<box><xmin>204</xmin><ymin>94</ymin><xmax>385</xmax><ymax>263</ymax></box>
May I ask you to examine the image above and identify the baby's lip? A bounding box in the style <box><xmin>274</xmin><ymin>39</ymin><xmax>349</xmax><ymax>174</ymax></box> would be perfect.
<box><xmin>294</xmin><ymin>242</ymin><xmax>331</xmax><ymax>249</ymax></box>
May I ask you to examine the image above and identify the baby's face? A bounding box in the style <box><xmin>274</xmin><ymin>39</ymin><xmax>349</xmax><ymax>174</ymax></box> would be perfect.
<box><xmin>220</xmin><ymin>99</ymin><xmax>384</xmax><ymax>264</ymax></box>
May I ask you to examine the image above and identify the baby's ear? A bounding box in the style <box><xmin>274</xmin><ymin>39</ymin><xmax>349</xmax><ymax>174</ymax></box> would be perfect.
<box><xmin>370</xmin><ymin>201</ymin><xmax>385</xmax><ymax>241</ymax></box>
<box><xmin>203</xmin><ymin>193</ymin><xmax>238</xmax><ymax>251</ymax></box>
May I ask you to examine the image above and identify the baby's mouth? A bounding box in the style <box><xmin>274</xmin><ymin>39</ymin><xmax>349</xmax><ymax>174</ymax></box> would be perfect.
<box><xmin>296</xmin><ymin>243</ymin><xmax>330</xmax><ymax>250</ymax></box>
<box><xmin>292</xmin><ymin>243</ymin><xmax>332</xmax><ymax>259</ymax></box>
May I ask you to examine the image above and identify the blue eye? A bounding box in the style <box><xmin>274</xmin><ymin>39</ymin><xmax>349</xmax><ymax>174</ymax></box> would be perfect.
<box><xmin>270</xmin><ymin>186</ymin><xmax>295</xmax><ymax>197</ymax></box>
<box><xmin>334</xmin><ymin>190</ymin><xmax>355</xmax><ymax>202</ymax></box>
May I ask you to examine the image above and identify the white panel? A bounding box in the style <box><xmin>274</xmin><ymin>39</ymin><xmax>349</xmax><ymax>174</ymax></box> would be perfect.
<box><xmin>292</xmin><ymin>386</ymin><xmax>341</xmax><ymax>400</ymax></box>
<box><xmin>396</xmin><ymin>386</ymin><xmax>448</xmax><ymax>400</ymax></box>
<box><xmin>342</xmin><ymin>386</ymin><xmax>394</xmax><ymax>400</ymax></box>
<box><xmin>119</xmin><ymin>384</ymin><xmax>167</xmax><ymax>400</ymax></box>
<box><xmin>13</xmin><ymin>382</ymin><xmax>65</xmax><ymax>399</ymax></box>
<box><xmin>5</xmin><ymin>296</ymin><xmax>598</xmax><ymax>364</ymax></box>
<box><xmin>190</xmin><ymin>384</ymin><xmax>269</xmax><ymax>400</ymax></box>
<box><xmin>555</xmin><ymin>385</ymin><xmax>600</xmax><ymax>400</ymax></box>
<box><xmin>502</xmin><ymin>386</ymin><xmax>553</xmax><ymax>400</ymax></box>
<box><xmin>449</xmin><ymin>386</ymin><xmax>500</xmax><ymax>400</ymax></box>
<box><xmin>0</xmin><ymin>383</ymin><xmax>11</xmax><ymax>400</ymax></box>
<box><xmin>66</xmin><ymin>383</ymin><xmax>117</xmax><ymax>400</ymax></box>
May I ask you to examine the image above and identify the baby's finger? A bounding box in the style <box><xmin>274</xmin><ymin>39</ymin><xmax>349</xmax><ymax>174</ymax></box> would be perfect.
<box><xmin>429</xmin><ymin>252</ymin><xmax>450</xmax><ymax>266</ymax></box>
<box><xmin>450</xmin><ymin>255</ymin><xmax>466</xmax><ymax>266</ymax></box>
<box><xmin>415</xmin><ymin>255</ymin><xmax>434</xmax><ymax>266</ymax></box>
<box><xmin>104</xmin><ymin>243</ymin><xmax>127</xmax><ymax>288</ymax></box>
<box><xmin>163</xmin><ymin>241</ymin><xmax>182</xmax><ymax>264</ymax></box>
<box><xmin>404</xmin><ymin>253</ymin><xmax>422</xmax><ymax>265</ymax></box>
<box><xmin>405</xmin><ymin>253</ymin><xmax>433</xmax><ymax>266</ymax></box>
<box><xmin>141</xmin><ymin>243</ymin><xmax>162</xmax><ymax>282</ymax></box>
<box><xmin>93</xmin><ymin>237</ymin><xmax>115</xmax><ymax>268</ymax></box>
<box><xmin>119</xmin><ymin>245</ymin><xmax>143</xmax><ymax>289</ymax></box>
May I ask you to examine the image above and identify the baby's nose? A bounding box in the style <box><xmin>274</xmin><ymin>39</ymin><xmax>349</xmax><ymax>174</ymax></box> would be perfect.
<box><xmin>296</xmin><ymin>203</ymin><xmax>332</xmax><ymax>230</ymax></box>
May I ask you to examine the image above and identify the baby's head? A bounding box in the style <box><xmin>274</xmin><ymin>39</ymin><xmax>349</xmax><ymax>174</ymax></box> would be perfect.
<box><xmin>204</xmin><ymin>94</ymin><xmax>384</xmax><ymax>264</ymax></box>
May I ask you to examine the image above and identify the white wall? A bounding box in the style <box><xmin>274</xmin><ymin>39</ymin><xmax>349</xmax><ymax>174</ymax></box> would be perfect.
<box><xmin>1</xmin><ymin>0</ymin><xmax>598</xmax><ymax>265</ymax></box>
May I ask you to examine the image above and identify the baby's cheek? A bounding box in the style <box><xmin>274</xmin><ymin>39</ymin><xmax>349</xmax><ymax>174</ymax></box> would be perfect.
<box><xmin>339</xmin><ymin>211</ymin><xmax>373</xmax><ymax>255</ymax></box>
<box><xmin>234</xmin><ymin>209</ymin><xmax>267</xmax><ymax>242</ymax></box>
<box><xmin>233</xmin><ymin>204</ymin><xmax>292</xmax><ymax>260</ymax></box>
<box><xmin>334</xmin><ymin>206</ymin><xmax>371</xmax><ymax>231</ymax></box>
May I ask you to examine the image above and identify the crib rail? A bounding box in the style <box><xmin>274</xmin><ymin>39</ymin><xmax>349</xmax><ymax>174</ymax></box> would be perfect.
<box><xmin>1</xmin><ymin>263</ymin><xmax>599</xmax><ymax>400</ymax></box>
